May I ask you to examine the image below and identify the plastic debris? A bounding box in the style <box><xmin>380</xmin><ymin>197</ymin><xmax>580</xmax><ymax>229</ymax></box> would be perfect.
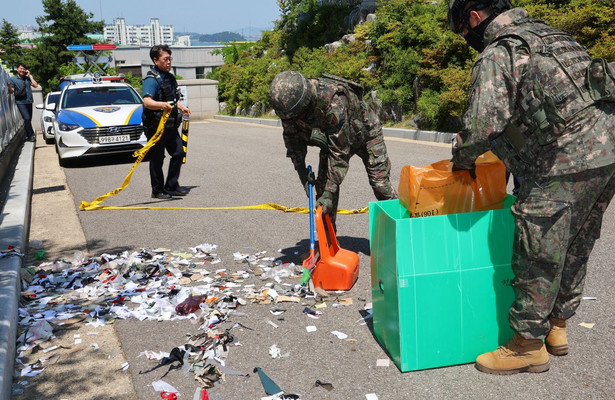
<box><xmin>151</xmin><ymin>380</ymin><xmax>179</xmax><ymax>394</ymax></box>
<box><xmin>26</xmin><ymin>321</ymin><xmax>54</xmax><ymax>343</ymax></box>
<box><xmin>175</xmin><ymin>295</ymin><xmax>205</xmax><ymax>316</ymax></box>
<box><xmin>14</xmin><ymin>242</ymin><xmax>346</xmax><ymax>393</ymax></box>
<box><xmin>314</xmin><ymin>380</ymin><xmax>334</xmax><ymax>391</ymax></box>
<box><xmin>254</xmin><ymin>367</ymin><xmax>283</xmax><ymax>395</ymax></box>
<box><xmin>193</xmin><ymin>388</ymin><xmax>209</xmax><ymax>400</ymax></box>
<box><xmin>34</xmin><ymin>249</ymin><xmax>46</xmax><ymax>260</ymax></box>
<box><xmin>269</xmin><ymin>344</ymin><xmax>290</xmax><ymax>359</ymax></box>
<box><xmin>331</xmin><ymin>331</ymin><xmax>348</xmax><ymax>340</ymax></box>
<box><xmin>579</xmin><ymin>322</ymin><xmax>595</xmax><ymax>329</ymax></box>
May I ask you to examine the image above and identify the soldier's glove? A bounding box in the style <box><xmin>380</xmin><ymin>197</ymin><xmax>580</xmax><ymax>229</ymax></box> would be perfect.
<box><xmin>316</xmin><ymin>191</ymin><xmax>335</xmax><ymax>214</ymax></box>
<box><xmin>298</xmin><ymin>168</ymin><xmax>316</xmax><ymax>198</ymax></box>
<box><xmin>451</xmin><ymin>161</ymin><xmax>476</xmax><ymax>179</ymax></box>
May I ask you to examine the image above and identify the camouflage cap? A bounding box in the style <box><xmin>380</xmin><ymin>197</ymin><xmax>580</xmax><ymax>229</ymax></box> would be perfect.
<box><xmin>269</xmin><ymin>71</ymin><xmax>314</xmax><ymax>120</ymax></box>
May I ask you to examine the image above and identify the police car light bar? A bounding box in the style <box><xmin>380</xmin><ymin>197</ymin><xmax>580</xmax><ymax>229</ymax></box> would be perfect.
<box><xmin>67</xmin><ymin>44</ymin><xmax>117</xmax><ymax>51</ymax></box>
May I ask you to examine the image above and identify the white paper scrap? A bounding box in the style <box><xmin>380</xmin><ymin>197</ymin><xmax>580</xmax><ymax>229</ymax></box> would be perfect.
<box><xmin>269</xmin><ymin>344</ymin><xmax>281</xmax><ymax>358</ymax></box>
<box><xmin>366</xmin><ymin>394</ymin><xmax>379</xmax><ymax>400</ymax></box>
<box><xmin>74</xmin><ymin>339</ymin><xmax>82</xmax><ymax>345</ymax></box>
<box><xmin>306</xmin><ymin>326</ymin><xmax>317</xmax><ymax>333</ymax></box>
<box><xmin>331</xmin><ymin>331</ymin><xmax>348</xmax><ymax>340</ymax></box>
<box><xmin>266</xmin><ymin>319</ymin><xmax>279</xmax><ymax>329</ymax></box>
<box><xmin>151</xmin><ymin>380</ymin><xmax>178</xmax><ymax>393</ymax></box>
<box><xmin>376</xmin><ymin>359</ymin><xmax>390</xmax><ymax>367</ymax></box>
<box><xmin>579</xmin><ymin>322</ymin><xmax>595</xmax><ymax>329</ymax></box>
<box><xmin>42</xmin><ymin>345</ymin><xmax>59</xmax><ymax>353</ymax></box>
<box><xmin>21</xmin><ymin>366</ymin><xmax>45</xmax><ymax>377</ymax></box>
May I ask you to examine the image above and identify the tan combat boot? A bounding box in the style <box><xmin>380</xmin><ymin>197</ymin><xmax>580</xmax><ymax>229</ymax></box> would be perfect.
<box><xmin>545</xmin><ymin>317</ymin><xmax>568</xmax><ymax>356</ymax></box>
<box><xmin>475</xmin><ymin>333</ymin><xmax>550</xmax><ymax>375</ymax></box>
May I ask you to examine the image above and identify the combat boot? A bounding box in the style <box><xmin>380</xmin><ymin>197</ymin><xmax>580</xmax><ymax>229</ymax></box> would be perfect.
<box><xmin>545</xmin><ymin>317</ymin><xmax>568</xmax><ymax>356</ymax></box>
<box><xmin>475</xmin><ymin>333</ymin><xmax>550</xmax><ymax>375</ymax></box>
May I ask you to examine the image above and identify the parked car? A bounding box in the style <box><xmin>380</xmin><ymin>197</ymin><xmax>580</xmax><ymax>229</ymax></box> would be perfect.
<box><xmin>35</xmin><ymin>91</ymin><xmax>61</xmax><ymax>144</ymax></box>
<box><xmin>52</xmin><ymin>75</ymin><xmax>146</xmax><ymax>166</ymax></box>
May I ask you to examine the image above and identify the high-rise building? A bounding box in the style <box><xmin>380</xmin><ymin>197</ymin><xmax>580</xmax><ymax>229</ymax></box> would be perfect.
<box><xmin>103</xmin><ymin>18</ymin><xmax>174</xmax><ymax>46</ymax></box>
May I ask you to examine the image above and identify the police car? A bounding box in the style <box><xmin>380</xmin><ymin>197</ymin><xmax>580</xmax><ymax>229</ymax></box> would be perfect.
<box><xmin>35</xmin><ymin>91</ymin><xmax>61</xmax><ymax>144</ymax></box>
<box><xmin>51</xmin><ymin>73</ymin><xmax>146</xmax><ymax>166</ymax></box>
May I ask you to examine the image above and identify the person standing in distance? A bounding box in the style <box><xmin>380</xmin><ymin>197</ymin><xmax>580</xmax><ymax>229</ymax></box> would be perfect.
<box><xmin>447</xmin><ymin>0</ymin><xmax>615</xmax><ymax>374</ymax></box>
<box><xmin>7</xmin><ymin>63</ymin><xmax>39</xmax><ymax>142</ymax></box>
<box><xmin>269</xmin><ymin>71</ymin><xmax>396</xmax><ymax>225</ymax></box>
<box><xmin>142</xmin><ymin>45</ymin><xmax>192</xmax><ymax>199</ymax></box>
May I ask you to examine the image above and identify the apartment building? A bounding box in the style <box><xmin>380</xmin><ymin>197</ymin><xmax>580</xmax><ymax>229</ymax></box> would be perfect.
<box><xmin>103</xmin><ymin>18</ymin><xmax>174</xmax><ymax>47</ymax></box>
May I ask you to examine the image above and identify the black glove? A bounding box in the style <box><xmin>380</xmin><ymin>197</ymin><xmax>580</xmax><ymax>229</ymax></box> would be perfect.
<box><xmin>452</xmin><ymin>161</ymin><xmax>476</xmax><ymax>179</ymax></box>
<box><xmin>298</xmin><ymin>168</ymin><xmax>316</xmax><ymax>197</ymax></box>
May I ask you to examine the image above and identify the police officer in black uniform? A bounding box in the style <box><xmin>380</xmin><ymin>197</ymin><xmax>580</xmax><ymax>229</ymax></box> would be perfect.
<box><xmin>142</xmin><ymin>45</ymin><xmax>192</xmax><ymax>199</ymax></box>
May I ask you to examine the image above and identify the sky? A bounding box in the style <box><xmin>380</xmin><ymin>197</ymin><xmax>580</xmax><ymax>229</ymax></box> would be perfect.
<box><xmin>3</xmin><ymin>0</ymin><xmax>282</xmax><ymax>35</ymax></box>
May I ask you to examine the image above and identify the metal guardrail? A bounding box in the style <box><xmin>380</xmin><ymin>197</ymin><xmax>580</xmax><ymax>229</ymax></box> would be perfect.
<box><xmin>0</xmin><ymin>67</ymin><xmax>25</xmax><ymax>183</ymax></box>
<box><xmin>0</xmin><ymin>68</ymin><xmax>23</xmax><ymax>150</ymax></box>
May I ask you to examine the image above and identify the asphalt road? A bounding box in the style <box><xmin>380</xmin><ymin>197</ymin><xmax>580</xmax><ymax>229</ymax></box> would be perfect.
<box><xmin>58</xmin><ymin>119</ymin><xmax>614</xmax><ymax>399</ymax></box>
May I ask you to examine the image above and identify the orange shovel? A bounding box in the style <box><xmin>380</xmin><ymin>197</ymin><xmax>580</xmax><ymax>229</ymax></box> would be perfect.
<box><xmin>310</xmin><ymin>205</ymin><xmax>360</xmax><ymax>291</ymax></box>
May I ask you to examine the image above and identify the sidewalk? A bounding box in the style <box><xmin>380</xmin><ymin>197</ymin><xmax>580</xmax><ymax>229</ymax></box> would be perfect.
<box><xmin>0</xmin><ymin>141</ymin><xmax>34</xmax><ymax>400</ymax></box>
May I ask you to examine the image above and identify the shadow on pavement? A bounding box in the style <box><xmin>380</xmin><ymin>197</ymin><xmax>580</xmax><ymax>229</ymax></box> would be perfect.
<box><xmin>279</xmin><ymin>236</ymin><xmax>370</xmax><ymax>264</ymax></box>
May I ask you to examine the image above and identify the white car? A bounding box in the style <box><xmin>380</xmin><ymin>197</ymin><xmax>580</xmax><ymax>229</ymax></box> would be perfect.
<box><xmin>51</xmin><ymin>76</ymin><xmax>146</xmax><ymax>166</ymax></box>
<box><xmin>35</xmin><ymin>91</ymin><xmax>61</xmax><ymax>144</ymax></box>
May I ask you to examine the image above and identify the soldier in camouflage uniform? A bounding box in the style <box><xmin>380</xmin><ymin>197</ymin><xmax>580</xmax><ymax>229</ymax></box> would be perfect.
<box><xmin>269</xmin><ymin>71</ymin><xmax>396</xmax><ymax>224</ymax></box>
<box><xmin>448</xmin><ymin>0</ymin><xmax>615</xmax><ymax>374</ymax></box>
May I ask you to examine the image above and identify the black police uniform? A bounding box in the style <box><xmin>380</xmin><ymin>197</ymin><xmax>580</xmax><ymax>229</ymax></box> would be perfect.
<box><xmin>142</xmin><ymin>67</ymin><xmax>185</xmax><ymax>195</ymax></box>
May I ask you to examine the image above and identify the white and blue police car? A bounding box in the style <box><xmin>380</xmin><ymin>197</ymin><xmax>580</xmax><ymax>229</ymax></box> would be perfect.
<box><xmin>51</xmin><ymin>73</ymin><xmax>146</xmax><ymax>166</ymax></box>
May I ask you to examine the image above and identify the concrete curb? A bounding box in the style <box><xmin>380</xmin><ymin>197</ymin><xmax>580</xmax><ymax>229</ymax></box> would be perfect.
<box><xmin>0</xmin><ymin>141</ymin><xmax>34</xmax><ymax>400</ymax></box>
<box><xmin>212</xmin><ymin>115</ymin><xmax>455</xmax><ymax>144</ymax></box>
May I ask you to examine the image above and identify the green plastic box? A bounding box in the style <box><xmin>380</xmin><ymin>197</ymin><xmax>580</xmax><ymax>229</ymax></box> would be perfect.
<box><xmin>369</xmin><ymin>196</ymin><xmax>516</xmax><ymax>372</ymax></box>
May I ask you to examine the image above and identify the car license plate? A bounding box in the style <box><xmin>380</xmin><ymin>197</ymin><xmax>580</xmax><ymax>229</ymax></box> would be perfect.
<box><xmin>99</xmin><ymin>135</ymin><xmax>130</xmax><ymax>144</ymax></box>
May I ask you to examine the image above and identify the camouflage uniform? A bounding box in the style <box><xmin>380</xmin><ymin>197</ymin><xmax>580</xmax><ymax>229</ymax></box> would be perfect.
<box><xmin>452</xmin><ymin>8</ymin><xmax>615</xmax><ymax>339</ymax></box>
<box><xmin>281</xmin><ymin>76</ymin><xmax>396</xmax><ymax>220</ymax></box>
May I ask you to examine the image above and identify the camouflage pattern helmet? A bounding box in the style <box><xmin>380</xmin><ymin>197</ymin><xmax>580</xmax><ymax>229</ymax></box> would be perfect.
<box><xmin>269</xmin><ymin>71</ymin><xmax>315</xmax><ymax>120</ymax></box>
<box><xmin>448</xmin><ymin>0</ymin><xmax>512</xmax><ymax>33</ymax></box>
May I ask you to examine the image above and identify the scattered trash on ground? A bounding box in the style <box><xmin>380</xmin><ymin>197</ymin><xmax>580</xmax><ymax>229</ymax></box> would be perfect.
<box><xmin>13</xmin><ymin>243</ymin><xmax>368</xmax><ymax>397</ymax></box>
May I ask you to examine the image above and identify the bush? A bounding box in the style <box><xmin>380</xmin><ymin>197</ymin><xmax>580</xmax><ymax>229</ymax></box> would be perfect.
<box><xmin>214</xmin><ymin>0</ymin><xmax>615</xmax><ymax>129</ymax></box>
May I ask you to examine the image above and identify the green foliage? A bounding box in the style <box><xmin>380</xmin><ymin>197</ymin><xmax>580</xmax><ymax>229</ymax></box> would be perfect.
<box><xmin>0</xmin><ymin>19</ymin><xmax>23</xmax><ymax>70</ymax></box>
<box><xmin>214</xmin><ymin>0</ymin><xmax>615</xmax><ymax>130</ymax></box>
<box><xmin>515</xmin><ymin>0</ymin><xmax>615</xmax><ymax>60</ymax></box>
<box><xmin>26</xmin><ymin>0</ymin><xmax>104</xmax><ymax>93</ymax></box>
<box><xmin>197</xmin><ymin>32</ymin><xmax>244</xmax><ymax>43</ymax></box>
<box><xmin>276</xmin><ymin>0</ymin><xmax>356</xmax><ymax>60</ymax></box>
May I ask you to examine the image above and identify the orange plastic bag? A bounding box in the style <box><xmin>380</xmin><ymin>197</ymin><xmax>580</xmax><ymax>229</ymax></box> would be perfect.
<box><xmin>398</xmin><ymin>151</ymin><xmax>507</xmax><ymax>218</ymax></box>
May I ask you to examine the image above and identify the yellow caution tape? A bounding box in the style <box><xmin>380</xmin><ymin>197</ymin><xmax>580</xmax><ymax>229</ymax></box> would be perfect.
<box><xmin>80</xmin><ymin>202</ymin><xmax>368</xmax><ymax>214</ymax></box>
<box><xmin>80</xmin><ymin>109</ymin><xmax>171</xmax><ymax>211</ymax></box>
<box><xmin>79</xmin><ymin>109</ymin><xmax>368</xmax><ymax>214</ymax></box>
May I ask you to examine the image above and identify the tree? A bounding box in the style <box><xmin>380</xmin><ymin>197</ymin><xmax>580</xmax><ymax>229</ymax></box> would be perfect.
<box><xmin>27</xmin><ymin>0</ymin><xmax>104</xmax><ymax>92</ymax></box>
<box><xmin>0</xmin><ymin>19</ymin><xmax>24</xmax><ymax>71</ymax></box>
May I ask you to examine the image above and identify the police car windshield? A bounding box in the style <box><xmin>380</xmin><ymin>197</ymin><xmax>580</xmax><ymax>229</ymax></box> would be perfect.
<box><xmin>63</xmin><ymin>86</ymin><xmax>141</xmax><ymax>108</ymax></box>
